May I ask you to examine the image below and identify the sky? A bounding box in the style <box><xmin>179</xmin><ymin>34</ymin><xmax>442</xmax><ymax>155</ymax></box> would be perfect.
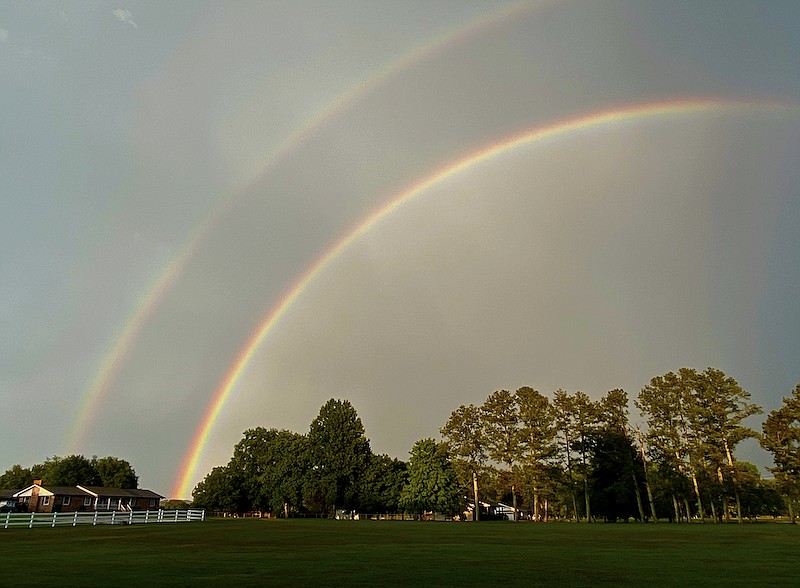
<box><xmin>2</xmin><ymin>1</ymin><xmax>799</xmax><ymax>499</ymax></box>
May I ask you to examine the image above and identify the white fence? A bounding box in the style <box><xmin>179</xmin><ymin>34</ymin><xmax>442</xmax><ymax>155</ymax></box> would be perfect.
<box><xmin>2</xmin><ymin>509</ymin><xmax>205</xmax><ymax>529</ymax></box>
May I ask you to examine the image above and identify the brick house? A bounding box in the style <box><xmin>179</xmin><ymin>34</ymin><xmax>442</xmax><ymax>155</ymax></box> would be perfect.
<box><xmin>12</xmin><ymin>482</ymin><xmax>163</xmax><ymax>513</ymax></box>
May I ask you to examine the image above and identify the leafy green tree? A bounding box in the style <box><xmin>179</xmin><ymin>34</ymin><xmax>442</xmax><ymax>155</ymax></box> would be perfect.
<box><xmin>305</xmin><ymin>399</ymin><xmax>371</xmax><ymax>514</ymax></box>
<box><xmin>229</xmin><ymin>427</ymin><xmax>286</xmax><ymax>512</ymax></box>
<box><xmin>44</xmin><ymin>455</ymin><xmax>100</xmax><ymax>486</ymax></box>
<box><xmin>0</xmin><ymin>465</ymin><xmax>33</xmax><ymax>489</ymax></box>
<box><xmin>637</xmin><ymin>370</ymin><xmax>702</xmax><ymax>521</ymax></box>
<box><xmin>692</xmin><ymin>368</ymin><xmax>761</xmax><ymax>523</ymax></box>
<box><xmin>762</xmin><ymin>384</ymin><xmax>800</xmax><ymax>522</ymax></box>
<box><xmin>192</xmin><ymin>465</ymin><xmax>246</xmax><ymax>514</ymax></box>
<box><xmin>481</xmin><ymin>390</ymin><xmax>523</xmax><ymax>520</ymax></box>
<box><xmin>258</xmin><ymin>430</ymin><xmax>310</xmax><ymax>516</ymax></box>
<box><xmin>93</xmin><ymin>456</ymin><xmax>138</xmax><ymax>488</ymax></box>
<box><xmin>358</xmin><ymin>454</ymin><xmax>407</xmax><ymax>514</ymax></box>
<box><xmin>399</xmin><ymin>438</ymin><xmax>461</xmax><ymax>517</ymax></box>
<box><xmin>597</xmin><ymin>389</ymin><xmax>648</xmax><ymax>521</ymax></box>
<box><xmin>440</xmin><ymin>403</ymin><xmax>486</xmax><ymax>521</ymax></box>
<box><xmin>515</xmin><ymin>387</ymin><xmax>557</xmax><ymax>521</ymax></box>
<box><xmin>553</xmin><ymin>390</ymin><xmax>579</xmax><ymax>520</ymax></box>
<box><xmin>571</xmin><ymin>391</ymin><xmax>598</xmax><ymax>521</ymax></box>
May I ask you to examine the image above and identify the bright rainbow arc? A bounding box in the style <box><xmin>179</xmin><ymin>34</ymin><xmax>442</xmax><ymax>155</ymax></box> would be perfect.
<box><xmin>65</xmin><ymin>0</ymin><xmax>542</xmax><ymax>453</ymax></box>
<box><xmin>172</xmin><ymin>97</ymin><xmax>800</xmax><ymax>498</ymax></box>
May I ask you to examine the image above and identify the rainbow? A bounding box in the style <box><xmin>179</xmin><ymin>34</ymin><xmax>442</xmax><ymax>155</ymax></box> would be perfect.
<box><xmin>172</xmin><ymin>97</ymin><xmax>800</xmax><ymax>498</ymax></box>
<box><xmin>64</xmin><ymin>0</ymin><xmax>546</xmax><ymax>454</ymax></box>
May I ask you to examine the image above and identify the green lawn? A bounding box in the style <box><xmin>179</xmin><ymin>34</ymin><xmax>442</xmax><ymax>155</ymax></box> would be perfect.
<box><xmin>1</xmin><ymin>519</ymin><xmax>797</xmax><ymax>587</ymax></box>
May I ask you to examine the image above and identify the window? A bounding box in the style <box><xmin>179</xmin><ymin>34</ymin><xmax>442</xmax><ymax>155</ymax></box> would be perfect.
<box><xmin>84</xmin><ymin>497</ymin><xmax>92</xmax><ymax>506</ymax></box>
<box><xmin>149</xmin><ymin>499</ymin><xmax>157</xmax><ymax>507</ymax></box>
<box><xmin>42</xmin><ymin>496</ymin><xmax>50</xmax><ymax>506</ymax></box>
<box><xmin>62</xmin><ymin>496</ymin><xmax>71</xmax><ymax>505</ymax></box>
<box><xmin>98</xmin><ymin>498</ymin><xmax>108</xmax><ymax>509</ymax></box>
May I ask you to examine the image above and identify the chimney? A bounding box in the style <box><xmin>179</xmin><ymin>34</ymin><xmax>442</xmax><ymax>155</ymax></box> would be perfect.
<box><xmin>33</xmin><ymin>479</ymin><xmax>42</xmax><ymax>486</ymax></box>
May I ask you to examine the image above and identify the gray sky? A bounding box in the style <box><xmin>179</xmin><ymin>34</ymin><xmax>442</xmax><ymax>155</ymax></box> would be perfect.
<box><xmin>2</xmin><ymin>1</ymin><xmax>799</xmax><ymax>498</ymax></box>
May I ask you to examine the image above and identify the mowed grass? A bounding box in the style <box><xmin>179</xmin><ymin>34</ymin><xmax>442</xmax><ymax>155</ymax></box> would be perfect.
<box><xmin>1</xmin><ymin>519</ymin><xmax>798</xmax><ymax>587</ymax></box>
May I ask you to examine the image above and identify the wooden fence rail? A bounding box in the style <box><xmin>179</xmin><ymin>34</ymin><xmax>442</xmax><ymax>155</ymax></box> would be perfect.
<box><xmin>2</xmin><ymin>509</ymin><xmax>205</xmax><ymax>529</ymax></box>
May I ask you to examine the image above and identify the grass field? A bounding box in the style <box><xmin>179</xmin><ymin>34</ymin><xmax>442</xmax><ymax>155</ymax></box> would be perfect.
<box><xmin>1</xmin><ymin>518</ymin><xmax>797</xmax><ymax>587</ymax></box>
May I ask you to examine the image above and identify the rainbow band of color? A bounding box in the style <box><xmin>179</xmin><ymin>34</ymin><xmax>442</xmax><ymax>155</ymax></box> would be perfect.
<box><xmin>172</xmin><ymin>97</ymin><xmax>800</xmax><ymax>498</ymax></box>
<box><xmin>65</xmin><ymin>0</ymin><xmax>545</xmax><ymax>454</ymax></box>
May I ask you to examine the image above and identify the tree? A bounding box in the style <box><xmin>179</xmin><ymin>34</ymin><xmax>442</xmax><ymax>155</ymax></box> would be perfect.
<box><xmin>44</xmin><ymin>455</ymin><xmax>100</xmax><ymax>486</ymax></box>
<box><xmin>515</xmin><ymin>387</ymin><xmax>557</xmax><ymax>521</ymax></box>
<box><xmin>0</xmin><ymin>465</ymin><xmax>33</xmax><ymax>489</ymax></box>
<box><xmin>597</xmin><ymin>389</ymin><xmax>649</xmax><ymax>521</ymax></box>
<box><xmin>587</xmin><ymin>429</ymin><xmax>644</xmax><ymax>522</ymax></box>
<box><xmin>481</xmin><ymin>390</ymin><xmax>523</xmax><ymax>520</ymax></box>
<box><xmin>553</xmin><ymin>390</ymin><xmax>580</xmax><ymax>520</ymax></box>
<box><xmin>692</xmin><ymin>368</ymin><xmax>761</xmax><ymax>523</ymax></box>
<box><xmin>762</xmin><ymin>384</ymin><xmax>800</xmax><ymax>523</ymax></box>
<box><xmin>440</xmin><ymin>404</ymin><xmax>486</xmax><ymax>521</ymax></box>
<box><xmin>399</xmin><ymin>438</ymin><xmax>461</xmax><ymax>517</ymax></box>
<box><xmin>637</xmin><ymin>370</ymin><xmax>702</xmax><ymax>522</ymax></box>
<box><xmin>230</xmin><ymin>427</ymin><xmax>280</xmax><ymax>512</ymax></box>
<box><xmin>259</xmin><ymin>430</ymin><xmax>310</xmax><ymax>516</ymax></box>
<box><xmin>93</xmin><ymin>456</ymin><xmax>138</xmax><ymax>488</ymax></box>
<box><xmin>571</xmin><ymin>391</ymin><xmax>598</xmax><ymax>521</ymax></box>
<box><xmin>191</xmin><ymin>465</ymin><xmax>246</xmax><ymax>514</ymax></box>
<box><xmin>305</xmin><ymin>399</ymin><xmax>371</xmax><ymax>514</ymax></box>
<box><xmin>358</xmin><ymin>454</ymin><xmax>407</xmax><ymax>514</ymax></box>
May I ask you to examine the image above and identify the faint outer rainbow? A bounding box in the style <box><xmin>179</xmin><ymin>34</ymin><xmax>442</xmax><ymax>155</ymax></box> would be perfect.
<box><xmin>64</xmin><ymin>0</ymin><xmax>543</xmax><ymax>454</ymax></box>
<box><xmin>172</xmin><ymin>97</ymin><xmax>800</xmax><ymax>498</ymax></box>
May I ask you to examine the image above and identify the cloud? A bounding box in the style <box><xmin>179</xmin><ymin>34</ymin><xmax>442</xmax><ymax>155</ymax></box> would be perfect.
<box><xmin>0</xmin><ymin>28</ymin><xmax>8</xmax><ymax>43</ymax></box>
<box><xmin>113</xmin><ymin>8</ymin><xmax>137</xmax><ymax>28</ymax></box>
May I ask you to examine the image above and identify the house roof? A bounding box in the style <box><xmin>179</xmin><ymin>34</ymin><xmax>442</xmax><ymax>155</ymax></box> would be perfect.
<box><xmin>13</xmin><ymin>484</ymin><xmax>163</xmax><ymax>500</ymax></box>
<box><xmin>0</xmin><ymin>489</ymin><xmax>20</xmax><ymax>499</ymax></box>
<box><xmin>77</xmin><ymin>486</ymin><xmax>163</xmax><ymax>499</ymax></box>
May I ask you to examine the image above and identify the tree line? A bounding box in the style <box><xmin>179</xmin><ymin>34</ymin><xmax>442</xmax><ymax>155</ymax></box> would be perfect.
<box><xmin>191</xmin><ymin>369</ymin><xmax>799</xmax><ymax>523</ymax></box>
<box><xmin>0</xmin><ymin>455</ymin><xmax>139</xmax><ymax>489</ymax></box>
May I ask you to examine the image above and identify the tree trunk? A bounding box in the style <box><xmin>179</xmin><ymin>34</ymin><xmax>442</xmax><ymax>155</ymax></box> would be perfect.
<box><xmin>722</xmin><ymin>440</ymin><xmax>743</xmax><ymax>524</ymax></box>
<box><xmin>631</xmin><ymin>469</ymin><xmax>645</xmax><ymax>522</ymax></box>
<box><xmin>580</xmin><ymin>431</ymin><xmax>590</xmax><ymax>522</ymax></box>
<box><xmin>683</xmin><ymin>497</ymin><xmax>692</xmax><ymax>523</ymax></box>
<box><xmin>563</xmin><ymin>435</ymin><xmax>578</xmax><ymax>521</ymax></box>
<box><xmin>472</xmin><ymin>470</ymin><xmax>480</xmax><ymax>522</ymax></box>
<box><xmin>512</xmin><ymin>482</ymin><xmax>518</xmax><ymax>522</ymax></box>
<box><xmin>635</xmin><ymin>428</ymin><xmax>657</xmax><ymax>522</ymax></box>
<box><xmin>672</xmin><ymin>494</ymin><xmax>679</xmax><ymax>523</ymax></box>
<box><xmin>533</xmin><ymin>484</ymin><xmax>540</xmax><ymax>522</ymax></box>
<box><xmin>690</xmin><ymin>473</ymin><xmax>704</xmax><ymax>522</ymax></box>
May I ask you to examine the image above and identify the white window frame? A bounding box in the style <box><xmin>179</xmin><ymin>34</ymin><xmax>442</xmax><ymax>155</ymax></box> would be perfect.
<box><xmin>62</xmin><ymin>496</ymin><xmax>71</xmax><ymax>505</ymax></box>
<box><xmin>149</xmin><ymin>499</ymin><xmax>157</xmax><ymax>507</ymax></box>
<box><xmin>84</xmin><ymin>496</ymin><xmax>92</xmax><ymax>506</ymax></box>
<box><xmin>41</xmin><ymin>496</ymin><xmax>50</xmax><ymax>506</ymax></box>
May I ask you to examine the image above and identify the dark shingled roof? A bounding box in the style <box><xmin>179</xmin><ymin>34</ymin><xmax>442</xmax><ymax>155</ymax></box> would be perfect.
<box><xmin>78</xmin><ymin>486</ymin><xmax>164</xmax><ymax>499</ymax></box>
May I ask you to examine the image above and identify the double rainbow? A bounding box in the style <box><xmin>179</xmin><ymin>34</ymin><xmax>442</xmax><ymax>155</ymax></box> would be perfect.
<box><xmin>171</xmin><ymin>97</ymin><xmax>800</xmax><ymax>498</ymax></box>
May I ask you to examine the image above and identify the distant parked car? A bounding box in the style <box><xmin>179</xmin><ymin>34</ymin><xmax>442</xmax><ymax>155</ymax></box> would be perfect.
<box><xmin>0</xmin><ymin>500</ymin><xmax>26</xmax><ymax>513</ymax></box>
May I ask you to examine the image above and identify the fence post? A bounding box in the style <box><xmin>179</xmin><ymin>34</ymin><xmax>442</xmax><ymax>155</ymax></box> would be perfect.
<box><xmin>4</xmin><ymin>511</ymin><xmax>9</xmax><ymax>529</ymax></box>
<box><xmin>52</xmin><ymin>512</ymin><xmax>57</xmax><ymax>527</ymax></box>
<box><xmin>145</xmin><ymin>510</ymin><xmax>149</xmax><ymax>524</ymax></box>
<box><xmin>111</xmin><ymin>511</ymin><xmax>116</xmax><ymax>525</ymax></box>
<box><xmin>73</xmin><ymin>511</ymin><xmax>78</xmax><ymax>527</ymax></box>
<box><xmin>129</xmin><ymin>510</ymin><xmax>133</xmax><ymax>525</ymax></box>
<box><xmin>93</xmin><ymin>511</ymin><xmax>98</xmax><ymax>526</ymax></box>
<box><xmin>29</xmin><ymin>512</ymin><xmax>35</xmax><ymax>529</ymax></box>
